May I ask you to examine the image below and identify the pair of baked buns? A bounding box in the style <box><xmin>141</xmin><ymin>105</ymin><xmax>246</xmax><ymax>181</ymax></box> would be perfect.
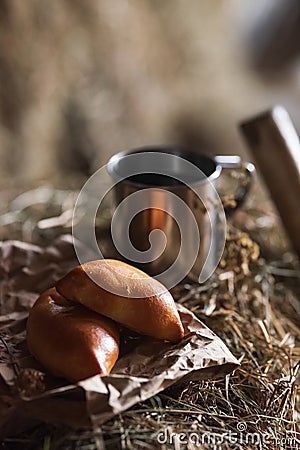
<box><xmin>26</xmin><ymin>260</ymin><xmax>184</xmax><ymax>382</ymax></box>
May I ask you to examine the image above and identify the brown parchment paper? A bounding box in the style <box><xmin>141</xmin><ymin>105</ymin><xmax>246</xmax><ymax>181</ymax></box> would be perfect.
<box><xmin>0</xmin><ymin>236</ymin><xmax>239</xmax><ymax>437</ymax></box>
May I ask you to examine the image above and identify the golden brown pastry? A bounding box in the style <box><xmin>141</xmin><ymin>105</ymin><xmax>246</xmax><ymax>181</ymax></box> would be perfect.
<box><xmin>26</xmin><ymin>287</ymin><xmax>119</xmax><ymax>382</ymax></box>
<box><xmin>56</xmin><ymin>259</ymin><xmax>184</xmax><ymax>343</ymax></box>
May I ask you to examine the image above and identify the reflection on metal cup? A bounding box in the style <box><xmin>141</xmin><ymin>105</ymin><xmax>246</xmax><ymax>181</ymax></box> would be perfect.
<box><xmin>107</xmin><ymin>146</ymin><xmax>253</xmax><ymax>283</ymax></box>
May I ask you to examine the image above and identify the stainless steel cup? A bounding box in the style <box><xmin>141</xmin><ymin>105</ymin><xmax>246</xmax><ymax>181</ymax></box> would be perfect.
<box><xmin>107</xmin><ymin>146</ymin><xmax>254</xmax><ymax>283</ymax></box>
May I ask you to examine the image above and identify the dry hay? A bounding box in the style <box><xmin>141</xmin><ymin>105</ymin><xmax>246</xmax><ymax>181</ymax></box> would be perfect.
<box><xmin>1</xmin><ymin>190</ymin><xmax>299</xmax><ymax>449</ymax></box>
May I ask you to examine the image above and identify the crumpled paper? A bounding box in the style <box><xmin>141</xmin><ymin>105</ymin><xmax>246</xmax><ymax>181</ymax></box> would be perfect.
<box><xmin>0</xmin><ymin>235</ymin><xmax>239</xmax><ymax>437</ymax></box>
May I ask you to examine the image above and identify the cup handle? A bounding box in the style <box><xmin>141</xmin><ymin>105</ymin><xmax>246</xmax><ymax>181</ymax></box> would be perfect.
<box><xmin>214</xmin><ymin>155</ymin><xmax>255</xmax><ymax>215</ymax></box>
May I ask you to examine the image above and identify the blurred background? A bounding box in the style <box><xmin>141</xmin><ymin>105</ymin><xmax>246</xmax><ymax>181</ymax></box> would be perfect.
<box><xmin>1</xmin><ymin>0</ymin><xmax>300</xmax><ymax>191</ymax></box>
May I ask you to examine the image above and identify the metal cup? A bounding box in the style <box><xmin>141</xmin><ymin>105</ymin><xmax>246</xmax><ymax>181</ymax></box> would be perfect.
<box><xmin>107</xmin><ymin>146</ymin><xmax>254</xmax><ymax>283</ymax></box>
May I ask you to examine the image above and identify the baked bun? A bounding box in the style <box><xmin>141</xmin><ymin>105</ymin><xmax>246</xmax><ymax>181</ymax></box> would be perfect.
<box><xmin>26</xmin><ymin>287</ymin><xmax>119</xmax><ymax>382</ymax></box>
<box><xmin>56</xmin><ymin>259</ymin><xmax>184</xmax><ymax>343</ymax></box>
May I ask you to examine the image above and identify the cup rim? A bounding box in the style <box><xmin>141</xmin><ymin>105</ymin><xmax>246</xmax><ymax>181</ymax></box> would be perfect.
<box><xmin>107</xmin><ymin>146</ymin><xmax>222</xmax><ymax>188</ymax></box>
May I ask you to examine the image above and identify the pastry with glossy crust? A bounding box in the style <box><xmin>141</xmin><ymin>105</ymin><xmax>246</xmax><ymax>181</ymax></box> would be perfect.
<box><xmin>56</xmin><ymin>259</ymin><xmax>184</xmax><ymax>343</ymax></box>
<box><xmin>26</xmin><ymin>287</ymin><xmax>119</xmax><ymax>382</ymax></box>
